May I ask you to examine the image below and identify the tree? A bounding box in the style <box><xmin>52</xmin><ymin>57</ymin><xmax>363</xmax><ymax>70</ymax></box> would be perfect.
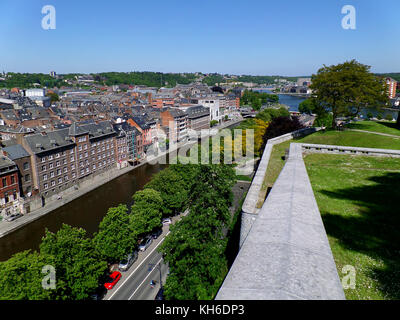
<box><xmin>130</xmin><ymin>189</ymin><xmax>163</xmax><ymax>238</ymax></box>
<box><xmin>263</xmin><ymin>116</ymin><xmax>304</xmax><ymax>142</ymax></box>
<box><xmin>46</xmin><ymin>92</ymin><xmax>59</xmax><ymax>103</ymax></box>
<box><xmin>0</xmin><ymin>250</ymin><xmax>58</xmax><ymax>300</ymax></box>
<box><xmin>93</xmin><ymin>204</ymin><xmax>136</xmax><ymax>263</ymax></box>
<box><xmin>299</xmin><ymin>99</ymin><xmax>316</xmax><ymax>115</ymax></box>
<box><xmin>40</xmin><ymin>224</ymin><xmax>107</xmax><ymax>300</ymax></box>
<box><xmin>145</xmin><ymin>169</ymin><xmax>188</xmax><ymax>217</ymax></box>
<box><xmin>310</xmin><ymin>60</ymin><xmax>389</xmax><ymax>129</ymax></box>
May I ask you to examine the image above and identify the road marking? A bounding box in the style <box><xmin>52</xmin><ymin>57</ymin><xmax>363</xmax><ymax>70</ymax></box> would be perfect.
<box><xmin>106</xmin><ymin>231</ymin><xmax>170</xmax><ymax>300</ymax></box>
<box><xmin>128</xmin><ymin>258</ymin><xmax>163</xmax><ymax>300</ymax></box>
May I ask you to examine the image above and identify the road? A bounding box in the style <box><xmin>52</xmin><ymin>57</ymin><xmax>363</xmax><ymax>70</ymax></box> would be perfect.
<box><xmin>105</xmin><ymin>210</ymin><xmax>188</xmax><ymax>300</ymax></box>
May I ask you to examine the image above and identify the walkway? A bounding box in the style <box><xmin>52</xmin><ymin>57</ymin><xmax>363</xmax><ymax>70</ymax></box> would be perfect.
<box><xmin>347</xmin><ymin>129</ymin><xmax>400</xmax><ymax>139</ymax></box>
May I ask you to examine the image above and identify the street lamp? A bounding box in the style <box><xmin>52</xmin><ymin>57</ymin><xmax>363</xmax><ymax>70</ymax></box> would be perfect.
<box><xmin>148</xmin><ymin>263</ymin><xmax>163</xmax><ymax>289</ymax></box>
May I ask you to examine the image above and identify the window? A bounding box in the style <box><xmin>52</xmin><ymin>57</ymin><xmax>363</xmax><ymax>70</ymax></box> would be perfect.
<box><xmin>43</xmin><ymin>174</ymin><xmax>48</xmax><ymax>181</ymax></box>
<box><xmin>80</xmin><ymin>169</ymin><xmax>84</xmax><ymax>175</ymax></box>
<box><xmin>23</xmin><ymin>162</ymin><xmax>29</xmax><ymax>170</ymax></box>
<box><xmin>70</xmin><ymin>149</ymin><xmax>74</xmax><ymax>155</ymax></box>
<box><xmin>24</xmin><ymin>174</ymin><xmax>30</xmax><ymax>182</ymax></box>
<box><xmin>49</xmin><ymin>163</ymin><xmax>54</xmax><ymax>169</ymax></box>
<box><xmin>63</xmin><ymin>167</ymin><xmax>68</xmax><ymax>173</ymax></box>
<box><xmin>2</xmin><ymin>178</ymin><xmax>7</xmax><ymax>187</ymax></box>
<box><xmin>93</xmin><ymin>164</ymin><xmax>96</xmax><ymax>170</ymax></box>
<box><xmin>63</xmin><ymin>159</ymin><xmax>67</xmax><ymax>165</ymax></box>
<box><xmin>64</xmin><ymin>175</ymin><xmax>68</xmax><ymax>181</ymax></box>
<box><xmin>84</xmin><ymin>144</ymin><xmax>87</xmax><ymax>150</ymax></box>
<box><xmin>49</xmin><ymin>155</ymin><xmax>53</xmax><ymax>160</ymax></box>
<box><xmin>72</xmin><ymin>172</ymin><xmax>76</xmax><ymax>178</ymax></box>
<box><xmin>70</xmin><ymin>156</ymin><xmax>74</xmax><ymax>162</ymax></box>
<box><xmin>11</xmin><ymin>176</ymin><xmax>15</xmax><ymax>184</ymax></box>
<box><xmin>78</xmin><ymin>145</ymin><xmax>82</xmax><ymax>151</ymax></box>
<box><xmin>50</xmin><ymin>172</ymin><xmax>55</xmax><ymax>178</ymax></box>
<box><xmin>71</xmin><ymin>164</ymin><xmax>75</xmax><ymax>170</ymax></box>
<box><xmin>57</xmin><ymin>169</ymin><xmax>61</xmax><ymax>175</ymax></box>
<box><xmin>56</xmin><ymin>161</ymin><xmax>60</xmax><ymax>167</ymax></box>
<box><xmin>44</xmin><ymin>183</ymin><xmax>48</xmax><ymax>189</ymax></box>
<box><xmin>41</xmin><ymin>157</ymin><xmax>46</xmax><ymax>163</ymax></box>
<box><xmin>42</xmin><ymin>165</ymin><xmax>46</xmax><ymax>171</ymax></box>
<box><xmin>56</xmin><ymin>153</ymin><xmax>60</xmax><ymax>158</ymax></box>
<box><xmin>51</xmin><ymin>180</ymin><xmax>55</xmax><ymax>187</ymax></box>
<box><xmin>58</xmin><ymin>178</ymin><xmax>62</xmax><ymax>184</ymax></box>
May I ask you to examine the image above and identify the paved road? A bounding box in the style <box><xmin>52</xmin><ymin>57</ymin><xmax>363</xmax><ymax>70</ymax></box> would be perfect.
<box><xmin>105</xmin><ymin>210</ymin><xmax>188</xmax><ymax>300</ymax></box>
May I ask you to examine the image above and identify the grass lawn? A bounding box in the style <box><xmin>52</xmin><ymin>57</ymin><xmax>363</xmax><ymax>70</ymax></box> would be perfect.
<box><xmin>304</xmin><ymin>153</ymin><xmax>400</xmax><ymax>300</ymax></box>
<box><xmin>257</xmin><ymin>140</ymin><xmax>291</xmax><ymax>208</ymax></box>
<box><xmin>296</xmin><ymin>129</ymin><xmax>400</xmax><ymax>150</ymax></box>
<box><xmin>345</xmin><ymin>120</ymin><xmax>400</xmax><ymax>137</ymax></box>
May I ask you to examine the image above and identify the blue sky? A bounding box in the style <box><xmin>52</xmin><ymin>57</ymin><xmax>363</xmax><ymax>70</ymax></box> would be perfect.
<box><xmin>0</xmin><ymin>0</ymin><xmax>399</xmax><ymax>76</ymax></box>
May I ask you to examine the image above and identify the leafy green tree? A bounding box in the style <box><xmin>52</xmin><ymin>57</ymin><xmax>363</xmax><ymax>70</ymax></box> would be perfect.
<box><xmin>130</xmin><ymin>189</ymin><xmax>163</xmax><ymax>237</ymax></box>
<box><xmin>93</xmin><ymin>204</ymin><xmax>136</xmax><ymax>263</ymax></box>
<box><xmin>299</xmin><ymin>99</ymin><xmax>316</xmax><ymax>115</ymax></box>
<box><xmin>145</xmin><ymin>169</ymin><xmax>188</xmax><ymax>217</ymax></box>
<box><xmin>310</xmin><ymin>60</ymin><xmax>389</xmax><ymax>129</ymax></box>
<box><xmin>40</xmin><ymin>224</ymin><xmax>107</xmax><ymax>300</ymax></box>
<box><xmin>46</xmin><ymin>92</ymin><xmax>59</xmax><ymax>103</ymax></box>
<box><xmin>0</xmin><ymin>250</ymin><xmax>58</xmax><ymax>300</ymax></box>
<box><xmin>255</xmin><ymin>106</ymin><xmax>290</xmax><ymax>122</ymax></box>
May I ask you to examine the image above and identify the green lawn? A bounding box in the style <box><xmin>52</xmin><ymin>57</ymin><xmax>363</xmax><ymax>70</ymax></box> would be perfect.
<box><xmin>346</xmin><ymin>120</ymin><xmax>400</xmax><ymax>137</ymax></box>
<box><xmin>304</xmin><ymin>153</ymin><xmax>400</xmax><ymax>300</ymax></box>
<box><xmin>296</xmin><ymin>129</ymin><xmax>400</xmax><ymax>150</ymax></box>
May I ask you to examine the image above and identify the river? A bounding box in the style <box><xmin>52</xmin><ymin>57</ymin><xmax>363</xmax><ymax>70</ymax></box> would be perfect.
<box><xmin>0</xmin><ymin>162</ymin><xmax>168</xmax><ymax>261</ymax></box>
<box><xmin>257</xmin><ymin>90</ymin><xmax>398</xmax><ymax>120</ymax></box>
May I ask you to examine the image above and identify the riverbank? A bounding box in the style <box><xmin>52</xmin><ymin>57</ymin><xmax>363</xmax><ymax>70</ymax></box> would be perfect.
<box><xmin>0</xmin><ymin>118</ymin><xmax>243</xmax><ymax>241</ymax></box>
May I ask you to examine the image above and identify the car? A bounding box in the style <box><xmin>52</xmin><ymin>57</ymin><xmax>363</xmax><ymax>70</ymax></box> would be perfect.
<box><xmin>138</xmin><ymin>236</ymin><xmax>153</xmax><ymax>251</ymax></box>
<box><xmin>104</xmin><ymin>271</ymin><xmax>121</xmax><ymax>290</ymax></box>
<box><xmin>162</xmin><ymin>218</ymin><xmax>172</xmax><ymax>225</ymax></box>
<box><xmin>155</xmin><ymin>287</ymin><xmax>164</xmax><ymax>300</ymax></box>
<box><xmin>151</xmin><ymin>228</ymin><xmax>162</xmax><ymax>239</ymax></box>
<box><xmin>118</xmin><ymin>250</ymin><xmax>138</xmax><ymax>272</ymax></box>
<box><xmin>4</xmin><ymin>213</ymin><xmax>23</xmax><ymax>222</ymax></box>
<box><xmin>90</xmin><ymin>285</ymin><xmax>107</xmax><ymax>300</ymax></box>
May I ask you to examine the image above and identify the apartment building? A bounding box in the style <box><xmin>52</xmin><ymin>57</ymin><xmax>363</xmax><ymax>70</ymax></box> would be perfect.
<box><xmin>0</xmin><ymin>154</ymin><xmax>21</xmax><ymax>218</ymax></box>
<box><xmin>160</xmin><ymin>108</ymin><xmax>188</xmax><ymax>143</ymax></box>
<box><xmin>386</xmin><ymin>77</ymin><xmax>397</xmax><ymax>99</ymax></box>
<box><xmin>186</xmin><ymin>105</ymin><xmax>210</xmax><ymax>132</ymax></box>
<box><xmin>23</xmin><ymin>121</ymin><xmax>117</xmax><ymax>198</ymax></box>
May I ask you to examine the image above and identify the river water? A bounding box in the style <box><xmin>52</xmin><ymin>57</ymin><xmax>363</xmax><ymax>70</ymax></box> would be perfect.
<box><xmin>257</xmin><ymin>90</ymin><xmax>398</xmax><ymax>120</ymax></box>
<box><xmin>0</xmin><ymin>162</ymin><xmax>167</xmax><ymax>261</ymax></box>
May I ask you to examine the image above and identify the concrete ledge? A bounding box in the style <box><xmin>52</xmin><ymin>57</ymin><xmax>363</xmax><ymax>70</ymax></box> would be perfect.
<box><xmin>239</xmin><ymin>127</ymin><xmax>321</xmax><ymax>246</ymax></box>
<box><xmin>302</xmin><ymin>143</ymin><xmax>400</xmax><ymax>158</ymax></box>
<box><xmin>216</xmin><ymin>143</ymin><xmax>345</xmax><ymax>300</ymax></box>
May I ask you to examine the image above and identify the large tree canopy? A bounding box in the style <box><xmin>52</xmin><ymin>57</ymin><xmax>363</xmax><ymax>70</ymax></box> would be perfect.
<box><xmin>310</xmin><ymin>60</ymin><xmax>389</xmax><ymax>128</ymax></box>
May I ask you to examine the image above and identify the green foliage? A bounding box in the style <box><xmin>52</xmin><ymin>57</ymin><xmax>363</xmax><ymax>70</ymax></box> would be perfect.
<box><xmin>210</xmin><ymin>120</ymin><xmax>218</xmax><ymax>127</ymax></box>
<box><xmin>314</xmin><ymin>113</ymin><xmax>333</xmax><ymax>128</ymax></box>
<box><xmin>97</xmin><ymin>72</ymin><xmax>197</xmax><ymax>88</ymax></box>
<box><xmin>366</xmin><ymin>112</ymin><xmax>373</xmax><ymax>120</ymax></box>
<box><xmin>0</xmin><ymin>250</ymin><xmax>57</xmax><ymax>300</ymax></box>
<box><xmin>40</xmin><ymin>224</ymin><xmax>107</xmax><ymax>300</ymax></box>
<box><xmin>240</xmin><ymin>90</ymin><xmax>279</xmax><ymax>111</ymax></box>
<box><xmin>255</xmin><ymin>106</ymin><xmax>290</xmax><ymax>122</ymax></box>
<box><xmin>310</xmin><ymin>60</ymin><xmax>389</xmax><ymax>128</ymax></box>
<box><xmin>130</xmin><ymin>189</ymin><xmax>163</xmax><ymax>238</ymax></box>
<box><xmin>46</xmin><ymin>92</ymin><xmax>59</xmax><ymax>103</ymax></box>
<box><xmin>299</xmin><ymin>99</ymin><xmax>317</xmax><ymax>115</ymax></box>
<box><xmin>160</xmin><ymin>164</ymin><xmax>236</xmax><ymax>300</ymax></box>
<box><xmin>93</xmin><ymin>204</ymin><xmax>136</xmax><ymax>263</ymax></box>
<box><xmin>385</xmin><ymin>114</ymin><xmax>394</xmax><ymax>121</ymax></box>
<box><xmin>145</xmin><ymin>169</ymin><xmax>188</xmax><ymax>217</ymax></box>
<box><xmin>0</xmin><ymin>73</ymin><xmax>64</xmax><ymax>88</ymax></box>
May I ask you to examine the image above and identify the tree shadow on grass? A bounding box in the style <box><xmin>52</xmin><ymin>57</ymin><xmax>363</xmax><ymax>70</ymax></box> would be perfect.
<box><xmin>376</xmin><ymin>121</ymin><xmax>400</xmax><ymax>132</ymax></box>
<box><xmin>320</xmin><ymin>172</ymin><xmax>400</xmax><ymax>299</ymax></box>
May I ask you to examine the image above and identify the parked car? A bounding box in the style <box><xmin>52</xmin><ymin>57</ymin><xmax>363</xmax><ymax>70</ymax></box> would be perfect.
<box><xmin>90</xmin><ymin>285</ymin><xmax>107</xmax><ymax>300</ymax></box>
<box><xmin>155</xmin><ymin>287</ymin><xmax>164</xmax><ymax>300</ymax></box>
<box><xmin>151</xmin><ymin>228</ymin><xmax>162</xmax><ymax>239</ymax></box>
<box><xmin>162</xmin><ymin>218</ymin><xmax>172</xmax><ymax>225</ymax></box>
<box><xmin>104</xmin><ymin>271</ymin><xmax>121</xmax><ymax>290</ymax></box>
<box><xmin>138</xmin><ymin>236</ymin><xmax>153</xmax><ymax>251</ymax></box>
<box><xmin>118</xmin><ymin>250</ymin><xmax>138</xmax><ymax>272</ymax></box>
<box><xmin>4</xmin><ymin>213</ymin><xmax>23</xmax><ymax>222</ymax></box>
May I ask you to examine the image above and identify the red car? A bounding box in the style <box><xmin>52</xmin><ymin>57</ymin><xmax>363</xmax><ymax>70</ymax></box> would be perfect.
<box><xmin>104</xmin><ymin>271</ymin><xmax>121</xmax><ymax>290</ymax></box>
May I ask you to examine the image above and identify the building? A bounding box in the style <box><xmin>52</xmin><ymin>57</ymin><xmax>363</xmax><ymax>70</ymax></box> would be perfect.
<box><xmin>24</xmin><ymin>88</ymin><xmax>45</xmax><ymax>97</ymax></box>
<box><xmin>0</xmin><ymin>154</ymin><xmax>21</xmax><ymax>218</ymax></box>
<box><xmin>191</xmin><ymin>97</ymin><xmax>221</xmax><ymax>123</ymax></box>
<box><xmin>22</xmin><ymin>121</ymin><xmax>117</xmax><ymax>199</ymax></box>
<box><xmin>386</xmin><ymin>77</ymin><xmax>397</xmax><ymax>99</ymax></box>
<box><xmin>2</xmin><ymin>144</ymin><xmax>34</xmax><ymax>198</ymax></box>
<box><xmin>186</xmin><ymin>105</ymin><xmax>210</xmax><ymax>131</ymax></box>
<box><xmin>160</xmin><ymin>108</ymin><xmax>188</xmax><ymax>143</ymax></box>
